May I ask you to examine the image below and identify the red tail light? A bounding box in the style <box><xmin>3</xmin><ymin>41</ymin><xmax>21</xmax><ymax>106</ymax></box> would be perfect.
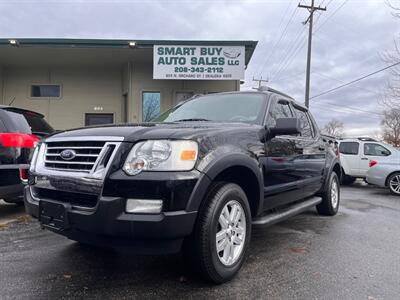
<box><xmin>20</xmin><ymin>168</ymin><xmax>29</xmax><ymax>182</ymax></box>
<box><xmin>0</xmin><ymin>133</ymin><xmax>39</xmax><ymax>148</ymax></box>
<box><xmin>369</xmin><ymin>160</ymin><xmax>377</xmax><ymax>167</ymax></box>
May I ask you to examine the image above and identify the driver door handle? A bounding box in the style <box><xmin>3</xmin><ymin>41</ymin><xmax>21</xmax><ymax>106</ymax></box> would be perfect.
<box><xmin>361</xmin><ymin>157</ymin><xmax>368</xmax><ymax>160</ymax></box>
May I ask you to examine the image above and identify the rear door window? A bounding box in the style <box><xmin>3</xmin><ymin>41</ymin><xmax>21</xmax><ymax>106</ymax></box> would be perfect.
<box><xmin>1</xmin><ymin>110</ymin><xmax>31</xmax><ymax>133</ymax></box>
<box><xmin>339</xmin><ymin>142</ymin><xmax>359</xmax><ymax>155</ymax></box>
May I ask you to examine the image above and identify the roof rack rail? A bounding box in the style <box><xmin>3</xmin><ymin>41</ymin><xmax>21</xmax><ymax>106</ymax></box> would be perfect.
<box><xmin>256</xmin><ymin>86</ymin><xmax>294</xmax><ymax>100</ymax></box>
<box><xmin>357</xmin><ymin>137</ymin><xmax>377</xmax><ymax>142</ymax></box>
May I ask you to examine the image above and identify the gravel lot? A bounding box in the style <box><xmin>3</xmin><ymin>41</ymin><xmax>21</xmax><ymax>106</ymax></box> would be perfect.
<box><xmin>1</xmin><ymin>183</ymin><xmax>399</xmax><ymax>300</ymax></box>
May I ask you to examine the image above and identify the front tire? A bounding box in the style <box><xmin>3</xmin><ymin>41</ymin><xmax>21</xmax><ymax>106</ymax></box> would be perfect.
<box><xmin>317</xmin><ymin>172</ymin><xmax>340</xmax><ymax>216</ymax></box>
<box><xmin>185</xmin><ymin>182</ymin><xmax>251</xmax><ymax>283</ymax></box>
<box><xmin>387</xmin><ymin>172</ymin><xmax>400</xmax><ymax>196</ymax></box>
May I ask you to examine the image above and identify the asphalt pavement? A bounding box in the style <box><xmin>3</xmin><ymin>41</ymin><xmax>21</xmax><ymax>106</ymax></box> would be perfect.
<box><xmin>1</xmin><ymin>183</ymin><xmax>399</xmax><ymax>300</ymax></box>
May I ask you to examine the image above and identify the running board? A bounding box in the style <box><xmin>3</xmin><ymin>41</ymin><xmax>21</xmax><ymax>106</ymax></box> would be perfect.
<box><xmin>252</xmin><ymin>196</ymin><xmax>322</xmax><ymax>227</ymax></box>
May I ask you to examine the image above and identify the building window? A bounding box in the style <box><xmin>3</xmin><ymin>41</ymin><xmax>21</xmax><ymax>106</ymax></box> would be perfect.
<box><xmin>142</xmin><ymin>92</ymin><xmax>161</xmax><ymax>122</ymax></box>
<box><xmin>31</xmin><ymin>85</ymin><xmax>61</xmax><ymax>98</ymax></box>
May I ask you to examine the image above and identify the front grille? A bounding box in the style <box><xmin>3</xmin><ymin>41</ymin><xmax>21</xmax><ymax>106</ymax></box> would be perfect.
<box><xmin>44</xmin><ymin>141</ymin><xmax>106</xmax><ymax>172</ymax></box>
<box><xmin>35</xmin><ymin>188</ymin><xmax>98</xmax><ymax>208</ymax></box>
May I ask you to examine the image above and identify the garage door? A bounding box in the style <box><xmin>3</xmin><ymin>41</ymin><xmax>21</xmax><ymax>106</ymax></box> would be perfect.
<box><xmin>85</xmin><ymin>113</ymin><xmax>114</xmax><ymax>126</ymax></box>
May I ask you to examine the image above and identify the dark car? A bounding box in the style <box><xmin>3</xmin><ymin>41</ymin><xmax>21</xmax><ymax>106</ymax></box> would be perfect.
<box><xmin>25</xmin><ymin>90</ymin><xmax>341</xmax><ymax>283</ymax></box>
<box><xmin>0</xmin><ymin>106</ymin><xmax>54</xmax><ymax>204</ymax></box>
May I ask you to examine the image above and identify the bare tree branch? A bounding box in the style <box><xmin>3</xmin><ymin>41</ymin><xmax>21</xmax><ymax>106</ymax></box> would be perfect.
<box><xmin>143</xmin><ymin>93</ymin><xmax>160</xmax><ymax>122</ymax></box>
<box><xmin>321</xmin><ymin>119</ymin><xmax>344</xmax><ymax>138</ymax></box>
<box><xmin>382</xmin><ymin>108</ymin><xmax>400</xmax><ymax>147</ymax></box>
<box><xmin>381</xmin><ymin>2</ymin><xmax>400</xmax><ymax>107</ymax></box>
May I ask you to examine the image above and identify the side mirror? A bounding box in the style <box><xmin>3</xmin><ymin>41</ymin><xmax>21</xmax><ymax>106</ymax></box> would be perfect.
<box><xmin>268</xmin><ymin>118</ymin><xmax>301</xmax><ymax>139</ymax></box>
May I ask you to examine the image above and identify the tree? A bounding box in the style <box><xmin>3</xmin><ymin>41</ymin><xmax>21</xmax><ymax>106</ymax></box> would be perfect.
<box><xmin>322</xmin><ymin>119</ymin><xmax>344</xmax><ymax>138</ymax></box>
<box><xmin>381</xmin><ymin>108</ymin><xmax>400</xmax><ymax>147</ymax></box>
<box><xmin>381</xmin><ymin>1</ymin><xmax>400</xmax><ymax>108</ymax></box>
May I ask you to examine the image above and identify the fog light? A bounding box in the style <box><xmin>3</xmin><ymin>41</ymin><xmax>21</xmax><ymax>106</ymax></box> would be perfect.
<box><xmin>126</xmin><ymin>199</ymin><xmax>163</xmax><ymax>214</ymax></box>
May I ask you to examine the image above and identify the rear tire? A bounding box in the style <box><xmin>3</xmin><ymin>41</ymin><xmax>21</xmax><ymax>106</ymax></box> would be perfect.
<box><xmin>184</xmin><ymin>182</ymin><xmax>251</xmax><ymax>284</ymax></box>
<box><xmin>387</xmin><ymin>172</ymin><xmax>400</xmax><ymax>196</ymax></box>
<box><xmin>317</xmin><ymin>172</ymin><xmax>340</xmax><ymax>216</ymax></box>
<box><xmin>341</xmin><ymin>173</ymin><xmax>356</xmax><ymax>185</ymax></box>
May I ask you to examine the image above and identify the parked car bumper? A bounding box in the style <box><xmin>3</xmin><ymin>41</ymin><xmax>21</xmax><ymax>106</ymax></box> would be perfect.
<box><xmin>366</xmin><ymin>167</ymin><xmax>387</xmax><ymax>187</ymax></box>
<box><xmin>0</xmin><ymin>166</ymin><xmax>28</xmax><ymax>200</ymax></box>
<box><xmin>0</xmin><ymin>183</ymin><xmax>24</xmax><ymax>200</ymax></box>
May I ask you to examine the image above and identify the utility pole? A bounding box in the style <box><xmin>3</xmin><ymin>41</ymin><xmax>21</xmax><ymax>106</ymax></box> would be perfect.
<box><xmin>252</xmin><ymin>76</ymin><xmax>269</xmax><ymax>90</ymax></box>
<box><xmin>298</xmin><ymin>0</ymin><xmax>326</xmax><ymax>108</ymax></box>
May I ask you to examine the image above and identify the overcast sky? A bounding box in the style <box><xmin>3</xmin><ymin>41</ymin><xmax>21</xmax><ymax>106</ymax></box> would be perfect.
<box><xmin>0</xmin><ymin>0</ymin><xmax>399</xmax><ymax>136</ymax></box>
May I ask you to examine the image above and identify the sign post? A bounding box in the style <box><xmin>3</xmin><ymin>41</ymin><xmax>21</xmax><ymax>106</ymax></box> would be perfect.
<box><xmin>153</xmin><ymin>45</ymin><xmax>245</xmax><ymax>80</ymax></box>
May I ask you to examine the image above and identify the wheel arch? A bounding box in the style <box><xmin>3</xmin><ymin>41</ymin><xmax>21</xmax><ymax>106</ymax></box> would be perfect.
<box><xmin>186</xmin><ymin>154</ymin><xmax>264</xmax><ymax>217</ymax></box>
<box><xmin>385</xmin><ymin>170</ymin><xmax>400</xmax><ymax>187</ymax></box>
<box><xmin>319</xmin><ymin>159</ymin><xmax>341</xmax><ymax>194</ymax></box>
<box><xmin>332</xmin><ymin>162</ymin><xmax>342</xmax><ymax>181</ymax></box>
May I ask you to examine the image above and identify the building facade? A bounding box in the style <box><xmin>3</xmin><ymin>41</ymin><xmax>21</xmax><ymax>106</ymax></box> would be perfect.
<box><xmin>0</xmin><ymin>39</ymin><xmax>257</xmax><ymax>130</ymax></box>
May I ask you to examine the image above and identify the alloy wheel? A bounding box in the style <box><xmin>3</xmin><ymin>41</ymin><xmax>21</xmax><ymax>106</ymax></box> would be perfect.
<box><xmin>331</xmin><ymin>179</ymin><xmax>339</xmax><ymax>208</ymax></box>
<box><xmin>215</xmin><ymin>200</ymin><xmax>246</xmax><ymax>266</ymax></box>
<box><xmin>389</xmin><ymin>175</ymin><xmax>400</xmax><ymax>194</ymax></box>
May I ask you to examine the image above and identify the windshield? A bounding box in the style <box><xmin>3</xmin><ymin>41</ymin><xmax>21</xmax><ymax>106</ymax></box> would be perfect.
<box><xmin>153</xmin><ymin>93</ymin><xmax>267</xmax><ymax>124</ymax></box>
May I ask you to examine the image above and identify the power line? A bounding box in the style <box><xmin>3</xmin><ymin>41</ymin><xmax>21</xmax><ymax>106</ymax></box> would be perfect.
<box><xmin>270</xmin><ymin>0</ymin><xmax>333</xmax><ymax>82</ymax></box>
<box><xmin>310</xmin><ymin>61</ymin><xmax>400</xmax><ymax>100</ymax></box>
<box><xmin>253</xmin><ymin>0</ymin><xmax>294</xmax><ymax>77</ymax></box>
<box><xmin>274</xmin><ymin>70</ymin><xmax>305</xmax><ymax>81</ymax></box>
<box><xmin>312</xmin><ymin>71</ymin><xmax>381</xmax><ymax>95</ymax></box>
<box><xmin>270</xmin><ymin>26</ymin><xmax>308</xmax><ymax>80</ymax></box>
<box><xmin>271</xmin><ymin>7</ymin><xmax>326</xmax><ymax>82</ymax></box>
<box><xmin>255</xmin><ymin>3</ymin><xmax>299</xmax><ymax>78</ymax></box>
<box><xmin>314</xmin><ymin>0</ymin><xmax>348</xmax><ymax>34</ymax></box>
<box><xmin>312</xmin><ymin>101</ymin><xmax>383</xmax><ymax>116</ymax></box>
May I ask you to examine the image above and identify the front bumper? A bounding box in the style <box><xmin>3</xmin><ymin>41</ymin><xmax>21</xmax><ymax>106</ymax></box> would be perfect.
<box><xmin>24</xmin><ymin>186</ymin><xmax>198</xmax><ymax>254</ymax></box>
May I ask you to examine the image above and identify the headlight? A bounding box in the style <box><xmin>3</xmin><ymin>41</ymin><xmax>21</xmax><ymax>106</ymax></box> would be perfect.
<box><xmin>123</xmin><ymin>140</ymin><xmax>198</xmax><ymax>175</ymax></box>
<box><xmin>29</xmin><ymin>143</ymin><xmax>41</xmax><ymax>173</ymax></box>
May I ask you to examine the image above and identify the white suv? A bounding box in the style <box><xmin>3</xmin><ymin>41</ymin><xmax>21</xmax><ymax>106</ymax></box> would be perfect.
<box><xmin>338</xmin><ymin>138</ymin><xmax>396</xmax><ymax>184</ymax></box>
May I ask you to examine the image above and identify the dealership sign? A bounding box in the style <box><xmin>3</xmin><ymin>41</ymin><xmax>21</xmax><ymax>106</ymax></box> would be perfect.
<box><xmin>153</xmin><ymin>45</ymin><xmax>245</xmax><ymax>80</ymax></box>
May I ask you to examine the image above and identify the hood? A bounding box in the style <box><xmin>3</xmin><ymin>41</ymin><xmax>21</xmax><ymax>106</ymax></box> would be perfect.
<box><xmin>45</xmin><ymin>122</ymin><xmax>263</xmax><ymax>142</ymax></box>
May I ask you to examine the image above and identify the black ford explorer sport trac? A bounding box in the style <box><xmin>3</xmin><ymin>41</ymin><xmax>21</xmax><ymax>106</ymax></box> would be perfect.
<box><xmin>25</xmin><ymin>90</ymin><xmax>341</xmax><ymax>283</ymax></box>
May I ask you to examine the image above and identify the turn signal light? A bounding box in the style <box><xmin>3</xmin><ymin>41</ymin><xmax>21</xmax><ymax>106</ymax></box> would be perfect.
<box><xmin>369</xmin><ymin>160</ymin><xmax>377</xmax><ymax>167</ymax></box>
<box><xmin>180</xmin><ymin>150</ymin><xmax>197</xmax><ymax>161</ymax></box>
<box><xmin>0</xmin><ymin>133</ymin><xmax>39</xmax><ymax>148</ymax></box>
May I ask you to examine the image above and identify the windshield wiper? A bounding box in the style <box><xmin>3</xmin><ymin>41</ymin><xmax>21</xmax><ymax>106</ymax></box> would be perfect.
<box><xmin>174</xmin><ymin>118</ymin><xmax>210</xmax><ymax>122</ymax></box>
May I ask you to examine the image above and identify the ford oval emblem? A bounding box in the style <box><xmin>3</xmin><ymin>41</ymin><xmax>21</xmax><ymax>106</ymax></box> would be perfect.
<box><xmin>60</xmin><ymin>149</ymin><xmax>76</xmax><ymax>161</ymax></box>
